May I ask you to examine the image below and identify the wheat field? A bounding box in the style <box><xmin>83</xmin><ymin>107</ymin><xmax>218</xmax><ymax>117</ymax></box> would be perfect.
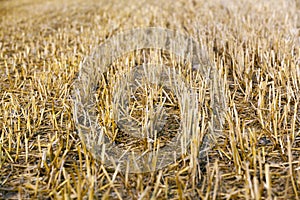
<box><xmin>0</xmin><ymin>0</ymin><xmax>300</xmax><ymax>199</ymax></box>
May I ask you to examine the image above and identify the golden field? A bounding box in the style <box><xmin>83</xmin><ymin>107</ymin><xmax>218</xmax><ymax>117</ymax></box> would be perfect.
<box><xmin>0</xmin><ymin>0</ymin><xmax>300</xmax><ymax>199</ymax></box>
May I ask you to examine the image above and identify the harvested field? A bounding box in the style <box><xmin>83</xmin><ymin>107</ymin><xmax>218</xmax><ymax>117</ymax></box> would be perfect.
<box><xmin>0</xmin><ymin>0</ymin><xmax>300</xmax><ymax>199</ymax></box>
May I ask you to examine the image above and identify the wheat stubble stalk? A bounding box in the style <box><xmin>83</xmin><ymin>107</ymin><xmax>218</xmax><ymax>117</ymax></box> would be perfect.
<box><xmin>1</xmin><ymin>0</ymin><xmax>300</xmax><ymax>198</ymax></box>
<box><xmin>73</xmin><ymin>27</ymin><xmax>226</xmax><ymax>173</ymax></box>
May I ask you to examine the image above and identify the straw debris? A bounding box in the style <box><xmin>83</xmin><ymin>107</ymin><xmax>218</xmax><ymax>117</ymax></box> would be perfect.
<box><xmin>0</xmin><ymin>0</ymin><xmax>299</xmax><ymax>199</ymax></box>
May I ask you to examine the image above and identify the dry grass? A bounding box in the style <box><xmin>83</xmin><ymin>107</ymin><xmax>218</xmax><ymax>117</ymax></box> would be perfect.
<box><xmin>0</xmin><ymin>0</ymin><xmax>300</xmax><ymax>199</ymax></box>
